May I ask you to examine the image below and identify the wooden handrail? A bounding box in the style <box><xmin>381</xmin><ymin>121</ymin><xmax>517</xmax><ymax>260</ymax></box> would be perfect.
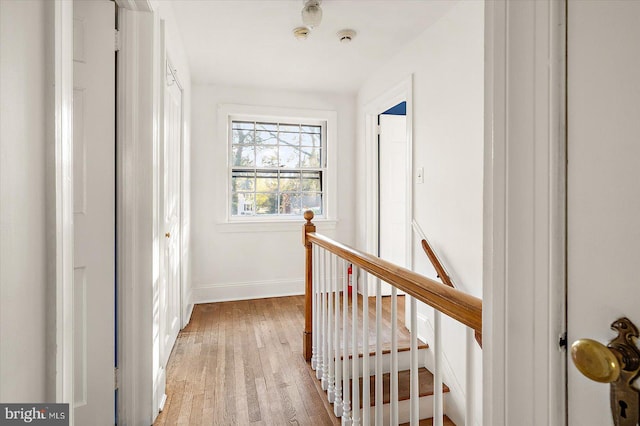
<box><xmin>420</xmin><ymin>239</ymin><xmax>454</xmax><ymax>288</ymax></box>
<box><xmin>418</xmin><ymin>235</ymin><xmax>483</xmax><ymax>348</ymax></box>
<box><xmin>301</xmin><ymin>211</ymin><xmax>482</xmax><ymax>360</ymax></box>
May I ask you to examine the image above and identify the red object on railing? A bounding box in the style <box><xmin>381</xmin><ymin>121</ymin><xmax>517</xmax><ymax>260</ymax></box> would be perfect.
<box><xmin>347</xmin><ymin>264</ymin><xmax>353</xmax><ymax>295</ymax></box>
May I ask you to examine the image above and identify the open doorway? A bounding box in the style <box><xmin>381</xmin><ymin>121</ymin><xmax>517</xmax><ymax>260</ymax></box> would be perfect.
<box><xmin>363</xmin><ymin>76</ymin><xmax>413</xmax><ymax>296</ymax></box>
<box><xmin>378</xmin><ymin>102</ymin><xmax>408</xmax><ymax>295</ymax></box>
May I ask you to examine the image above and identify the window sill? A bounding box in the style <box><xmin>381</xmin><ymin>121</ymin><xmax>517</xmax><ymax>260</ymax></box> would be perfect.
<box><xmin>216</xmin><ymin>219</ymin><xmax>338</xmax><ymax>233</ymax></box>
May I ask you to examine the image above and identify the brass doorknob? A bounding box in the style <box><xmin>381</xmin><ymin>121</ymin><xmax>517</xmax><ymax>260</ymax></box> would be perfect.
<box><xmin>165</xmin><ymin>232</ymin><xmax>171</xmax><ymax>238</ymax></box>
<box><xmin>570</xmin><ymin>338</ymin><xmax>621</xmax><ymax>383</ymax></box>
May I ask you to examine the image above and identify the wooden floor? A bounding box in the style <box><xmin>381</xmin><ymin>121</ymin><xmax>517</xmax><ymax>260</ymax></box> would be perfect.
<box><xmin>154</xmin><ymin>295</ymin><xmax>339</xmax><ymax>426</ymax></box>
<box><xmin>154</xmin><ymin>294</ymin><xmax>427</xmax><ymax>426</ymax></box>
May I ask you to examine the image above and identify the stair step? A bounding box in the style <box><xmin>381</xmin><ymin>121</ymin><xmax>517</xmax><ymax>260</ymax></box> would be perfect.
<box><xmin>341</xmin><ymin>341</ymin><xmax>429</xmax><ymax>360</ymax></box>
<box><xmin>399</xmin><ymin>415</ymin><xmax>456</xmax><ymax>426</ymax></box>
<box><xmin>354</xmin><ymin>367</ymin><xmax>450</xmax><ymax>408</ymax></box>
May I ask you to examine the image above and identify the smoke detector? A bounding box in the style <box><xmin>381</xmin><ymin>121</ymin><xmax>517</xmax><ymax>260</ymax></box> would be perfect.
<box><xmin>293</xmin><ymin>26</ymin><xmax>310</xmax><ymax>41</ymax></box>
<box><xmin>337</xmin><ymin>29</ymin><xmax>356</xmax><ymax>43</ymax></box>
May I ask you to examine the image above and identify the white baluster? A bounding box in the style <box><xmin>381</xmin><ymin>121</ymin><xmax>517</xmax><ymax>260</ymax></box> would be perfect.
<box><xmin>362</xmin><ymin>271</ymin><xmax>370</xmax><ymax>425</ymax></box>
<box><xmin>375</xmin><ymin>279</ymin><xmax>383</xmax><ymax>425</ymax></box>
<box><xmin>321</xmin><ymin>249</ymin><xmax>328</xmax><ymax>387</ymax></box>
<box><xmin>342</xmin><ymin>260</ymin><xmax>352</xmax><ymax>425</ymax></box>
<box><xmin>410</xmin><ymin>297</ymin><xmax>418</xmax><ymax>425</ymax></box>
<box><xmin>434</xmin><ymin>310</ymin><xmax>443</xmax><ymax>426</ymax></box>
<box><xmin>351</xmin><ymin>266</ymin><xmax>360</xmax><ymax>426</ymax></box>
<box><xmin>327</xmin><ymin>253</ymin><xmax>336</xmax><ymax>403</ymax></box>
<box><xmin>334</xmin><ymin>255</ymin><xmax>343</xmax><ymax>417</ymax></box>
<box><xmin>465</xmin><ymin>327</ymin><xmax>475</xmax><ymax>426</ymax></box>
<box><xmin>390</xmin><ymin>286</ymin><xmax>398</xmax><ymax>425</ymax></box>
<box><xmin>311</xmin><ymin>244</ymin><xmax>318</xmax><ymax>371</ymax></box>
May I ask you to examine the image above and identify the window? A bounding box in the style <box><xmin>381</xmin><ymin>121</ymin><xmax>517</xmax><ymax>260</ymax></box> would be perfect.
<box><xmin>229</xmin><ymin>119</ymin><xmax>326</xmax><ymax>218</ymax></box>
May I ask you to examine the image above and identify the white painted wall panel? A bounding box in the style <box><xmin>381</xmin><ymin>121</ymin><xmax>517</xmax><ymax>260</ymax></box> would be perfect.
<box><xmin>190</xmin><ymin>85</ymin><xmax>356</xmax><ymax>302</ymax></box>
<box><xmin>0</xmin><ymin>0</ymin><xmax>52</xmax><ymax>402</ymax></box>
<box><xmin>356</xmin><ymin>2</ymin><xmax>484</xmax><ymax>424</ymax></box>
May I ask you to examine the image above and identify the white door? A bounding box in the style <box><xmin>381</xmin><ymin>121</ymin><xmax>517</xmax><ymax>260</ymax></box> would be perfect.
<box><xmin>160</xmin><ymin>62</ymin><xmax>182</xmax><ymax>371</ymax></box>
<box><xmin>567</xmin><ymin>1</ymin><xmax>640</xmax><ymax>425</ymax></box>
<box><xmin>73</xmin><ymin>0</ymin><xmax>115</xmax><ymax>423</ymax></box>
<box><xmin>378</xmin><ymin>113</ymin><xmax>407</xmax><ymax>295</ymax></box>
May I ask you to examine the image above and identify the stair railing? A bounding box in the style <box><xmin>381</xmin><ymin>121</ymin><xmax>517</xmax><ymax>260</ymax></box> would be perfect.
<box><xmin>302</xmin><ymin>211</ymin><xmax>482</xmax><ymax>426</ymax></box>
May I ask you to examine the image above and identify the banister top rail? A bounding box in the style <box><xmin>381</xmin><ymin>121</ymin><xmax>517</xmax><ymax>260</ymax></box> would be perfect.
<box><xmin>303</xmin><ymin>212</ymin><xmax>482</xmax><ymax>334</ymax></box>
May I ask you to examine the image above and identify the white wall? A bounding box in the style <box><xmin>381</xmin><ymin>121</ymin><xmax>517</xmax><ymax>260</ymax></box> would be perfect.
<box><xmin>191</xmin><ymin>85</ymin><xmax>356</xmax><ymax>303</ymax></box>
<box><xmin>356</xmin><ymin>1</ymin><xmax>484</xmax><ymax>424</ymax></box>
<box><xmin>0</xmin><ymin>0</ymin><xmax>54</xmax><ymax>402</ymax></box>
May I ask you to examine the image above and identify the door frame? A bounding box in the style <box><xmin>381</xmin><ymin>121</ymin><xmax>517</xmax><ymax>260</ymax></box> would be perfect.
<box><xmin>363</xmin><ymin>76</ymin><xmax>414</xmax><ymax>293</ymax></box>
<box><xmin>53</xmin><ymin>0</ymin><xmax>74</xmax><ymax>408</ymax></box>
<box><xmin>483</xmin><ymin>1</ymin><xmax>566</xmax><ymax>425</ymax></box>
<box><xmin>115</xmin><ymin>1</ymin><xmax>158</xmax><ymax>424</ymax></box>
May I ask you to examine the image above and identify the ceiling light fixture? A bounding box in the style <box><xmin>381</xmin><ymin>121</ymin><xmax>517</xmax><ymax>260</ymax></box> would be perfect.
<box><xmin>301</xmin><ymin>0</ymin><xmax>323</xmax><ymax>29</ymax></box>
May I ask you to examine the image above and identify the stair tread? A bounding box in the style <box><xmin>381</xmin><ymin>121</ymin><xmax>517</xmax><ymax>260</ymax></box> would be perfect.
<box><xmin>353</xmin><ymin>367</ymin><xmax>450</xmax><ymax>408</ymax></box>
<box><xmin>399</xmin><ymin>415</ymin><xmax>456</xmax><ymax>426</ymax></box>
<box><xmin>340</xmin><ymin>341</ymin><xmax>429</xmax><ymax>360</ymax></box>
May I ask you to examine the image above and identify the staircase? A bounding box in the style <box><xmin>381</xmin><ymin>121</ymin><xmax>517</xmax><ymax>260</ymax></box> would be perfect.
<box><xmin>316</xmin><ymin>294</ymin><xmax>454</xmax><ymax>425</ymax></box>
<box><xmin>301</xmin><ymin>211</ymin><xmax>483</xmax><ymax>426</ymax></box>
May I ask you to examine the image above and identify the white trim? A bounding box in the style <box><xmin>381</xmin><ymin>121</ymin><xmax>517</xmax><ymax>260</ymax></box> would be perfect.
<box><xmin>54</xmin><ymin>0</ymin><xmax>74</xmax><ymax>410</ymax></box>
<box><xmin>483</xmin><ymin>1</ymin><xmax>566</xmax><ymax>425</ymax></box>
<box><xmin>216</xmin><ymin>219</ymin><xmax>337</xmax><ymax>233</ymax></box>
<box><xmin>115</xmin><ymin>0</ymin><xmax>152</xmax><ymax>12</ymax></box>
<box><xmin>362</xmin><ymin>76</ymin><xmax>414</xmax><ymax>292</ymax></box>
<box><xmin>116</xmin><ymin>7</ymin><xmax>157</xmax><ymax>425</ymax></box>
<box><xmin>218</xmin><ymin>103</ymin><xmax>338</xmax><ymax>222</ymax></box>
<box><xmin>191</xmin><ymin>279</ymin><xmax>304</xmax><ymax>304</ymax></box>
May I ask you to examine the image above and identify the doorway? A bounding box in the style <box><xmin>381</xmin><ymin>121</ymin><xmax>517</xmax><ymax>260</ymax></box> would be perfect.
<box><xmin>378</xmin><ymin>102</ymin><xmax>408</xmax><ymax>295</ymax></box>
<box><xmin>363</xmin><ymin>77</ymin><xmax>413</xmax><ymax>296</ymax></box>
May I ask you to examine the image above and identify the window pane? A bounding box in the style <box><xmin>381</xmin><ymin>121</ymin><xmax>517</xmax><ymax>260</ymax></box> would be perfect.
<box><xmin>279</xmin><ymin>171</ymin><xmax>300</xmax><ymax>192</ymax></box>
<box><xmin>279</xmin><ymin>124</ymin><xmax>300</xmax><ymax>133</ymax></box>
<box><xmin>301</xmin><ymin>193</ymin><xmax>322</xmax><ymax>214</ymax></box>
<box><xmin>300</xmin><ymin>147</ymin><xmax>321</xmax><ymax>168</ymax></box>
<box><xmin>232</xmin><ymin>145</ymin><xmax>255</xmax><ymax>167</ymax></box>
<box><xmin>256</xmin><ymin>193</ymin><xmax>277</xmax><ymax>215</ymax></box>
<box><xmin>232</xmin><ymin>193</ymin><xmax>255</xmax><ymax>216</ymax></box>
<box><xmin>232</xmin><ymin>171</ymin><xmax>255</xmax><ymax>192</ymax></box>
<box><xmin>230</xmin><ymin>117</ymin><xmax>325</xmax><ymax>218</ymax></box>
<box><xmin>255</xmin><ymin>130</ymin><xmax>277</xmax><ymax>145</ymax></box>
<box><xmin>232</xmin><ymin>129</ymin><xmax>254</xmax><ymax>145</ymax></box>
<box><xmin>301</xmin><ymin>125</ymin><xmax>321</xmax><ymax>134</ymax></box>
<box><xmin>302</xmin><ymin>171</ymin><xmax>321</xmax><ymax>191</ymax></box>
<box><xmin>278</xmin><ymin>131</ymin><xmax>299</xmax><ymax>147</ymax></box>
<box><xmin>256</xmin><ymin>146</ymin><xmax>278</xmax><ymax>167</ymax></box>
<box><xmin>300</xmin><ymin>133</ymin><xmax>320</xmax><ymax>147</ymax></box>
<box><xmin>256</xmin><ymin>122</ymin><xmax>277</xmax><ymax>132</ymax></box>
<box><xmin>279</xmin><ymin>146</ymin><xmax>300</xmax><ymax>168</ymax></box>
<box><xmin>279</xmin><ymin>193</ymin><xmax>301</xmax><ymax>215</ymax></box>
<box><xmin>232</xmin><ymin>121</ymin><xmax>254</xmax><ymax>130</ymax></box>
<box><xmin>256</xmin><ymin>170</ymin><xmax>278</xmax><ymax>192</ymax></box>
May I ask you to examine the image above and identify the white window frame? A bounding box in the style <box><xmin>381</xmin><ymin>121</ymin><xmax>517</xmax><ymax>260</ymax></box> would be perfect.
<box><xmin>219</xmin><ymin>104</ymin><xmax>338</xmax><ymax>227</ymax></box>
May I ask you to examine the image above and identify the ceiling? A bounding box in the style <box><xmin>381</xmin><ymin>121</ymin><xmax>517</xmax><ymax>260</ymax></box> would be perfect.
<box><xmin>170</xmin><ymin>0</ymin><xmax>457</xmax><ymax>93</ymax></box>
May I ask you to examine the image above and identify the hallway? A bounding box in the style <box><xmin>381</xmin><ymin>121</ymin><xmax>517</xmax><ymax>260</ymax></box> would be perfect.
<box><xmin>153</xmin><ymin>296</ymin><xmax>338</xmax><ymax>425</ymax></box>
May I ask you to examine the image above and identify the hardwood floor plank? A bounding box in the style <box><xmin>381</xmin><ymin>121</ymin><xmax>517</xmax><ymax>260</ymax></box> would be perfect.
<box><xmin>155</xmin><ymin>296</ymin><xmax>339</xmax><ymax>426</ymax></box>
<box><xmin>154</xmin><ymin>294</ymin><xmax>431</xmax><ymax>426</ymax></box>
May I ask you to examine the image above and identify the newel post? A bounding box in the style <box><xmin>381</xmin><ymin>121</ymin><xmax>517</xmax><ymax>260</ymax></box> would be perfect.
<box><xmin>302</xmin><ymin>210</ymin><xmax>316</xmax><ymax>362</ymax></box>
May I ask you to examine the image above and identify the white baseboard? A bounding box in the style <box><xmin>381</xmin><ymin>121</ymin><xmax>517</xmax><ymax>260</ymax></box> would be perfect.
<box><xmin>191</xmin><ymin>278</ymin><xmax>304</xmax><ymax>304</ymax></box>
<box><xmin>182</xmin><ymin>292</ymin><xmax>194</xmax><ymax>329</ymax></box>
